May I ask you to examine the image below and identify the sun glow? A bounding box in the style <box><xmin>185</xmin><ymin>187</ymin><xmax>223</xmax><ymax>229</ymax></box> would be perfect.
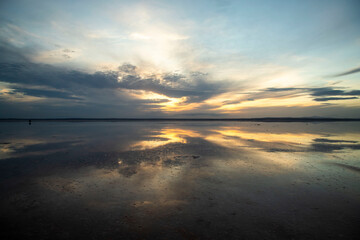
<box><xmin>124</xmin><ymin>89</ymin><xmax>201</xmax><ymax>112</ymax></box>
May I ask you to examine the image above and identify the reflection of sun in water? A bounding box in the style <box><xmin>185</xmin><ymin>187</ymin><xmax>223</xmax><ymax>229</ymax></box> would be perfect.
<box><xmin>127</xmin><ymin>126</ymin><xmax>324</xmax><ymax>152</ymax></box>
<box><xmin>129</xmin><ymin>128</ymin><xmax>201</xmax><ymax>150</ymax></box>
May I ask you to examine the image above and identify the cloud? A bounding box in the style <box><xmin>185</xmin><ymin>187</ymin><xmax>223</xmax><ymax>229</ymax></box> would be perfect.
<box><xmin>0</xmin><ymin>62</ymin><xmax>226</xmax><ymax>103</ymax></box>
<box><xmin>265</xmin><ymin>87</ymin><xmax>303</xmax><ymax>92</ymax></box>
<box><xmin>0</xmin><ymin>62</ymin><xmax>120</xmax><ymax>90</ymax></box>
<box><xmin>310</xmin><ymin>87</ymin><xmax>360</xmax><ymax>97</ymax></box>
<box><xmin>314</xmin><ymin>97</ymin><xmax>358</xmax><ymax>102</ymax></box>
<box><xmin>0</xmin><ymin>38</ymin><xmax>228</xmax><ymax>103</ymax></box>
<box><xmin>265</xmin><ymin>87</ymin><xmax>360</xmax><ymax>97</ymax></box>
<box><xmin>0</xmin><ymin>40</ymin><xmax>234</xmax><ymax>117</ymax></box>
<box><xmin>313</xmin><ymin>138</ymin><xmax>358</xmax><ymax>144</ymax></box>
<box><xmin>331</xmin><ymin>66</ymin><xmax>360</xmax><ymax>77</ymax></box>
<box><xmin>11</xmin><ymin>88</ymin><xmax>82</xmax><ymax>100</ymax></box>
<box><xmin>0</xmin><ymin>40</ymin><xmax>34</xmax><ymax>63</ymax></box>
<box><xmin>117</xmin><ymin>65</ymin><xmax>226</xmax><ymax>103</ymax></box>
<box><xmin>261</xmin><ymin>87</ymin><xmax>360</xmax><ymax>103</ymax></box>
<box><xmin>1</xmin><ymin>33</ymin><xmax>360</xmax><ymax>118</ymax></box>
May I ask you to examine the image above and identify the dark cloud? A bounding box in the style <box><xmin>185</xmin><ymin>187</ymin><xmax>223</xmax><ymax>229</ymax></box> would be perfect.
<box><xmin>1</xmin><ymin>36</ymin><xmax>360</xmax><ymax>118</ymax></box>
<box><xmin>0</xmin><ymin>40</ymin><xmax>227</xmax><ymax>105</ymax></box>
<box><xmin>265</xmin><ymin>87</ymin><xmax>302</xmax><ymax>92</ymax></box>
<box><xmin>12</xmin><ymin>88</ymin><xmax>82</xmax><ymax>100</ymax></box>
<box><xmin>118</xmin><ymin>63</ymin><xmax>136</xmax><ymax>73</ymax></box>
<box><xmin>262</xmin><ymin>87</ymin><xmax>360</xmax><ymax>103</ymax></box>
<box><xmin>265</xmin><ymin>87</ymin><xmax>360</xmax><ymax>97</ymax></box>
<box><xmin>331</xmin><ymin>66</ymin><xmax>360</xmax><ymax>77</ymax></box>
<box><xmin>0</xmin><ymin>40</ymin><xmax>32</xmax><ymax>63</ymax></box>
<box><xmin>0</xmin><ymin>41</ymin><xmax>232</xmax><ymax>117</ymax></box>
<box><xmin>313</xmin><ymin>138</ymin><xmax>357</xmax><ymax>143</ymax></box>
<box><xmin>0</xmin><ymin>62</ymin><xmax>120</xmax><ymax>90</ymax></box>
<box><xmin>310</xmin><ymin>87</ymin><xmax>360</xmax><ymax>97</ymax></box>
<box><xmin>0</xmin><ymin>97</ymin><xmax>167</xmax><ymax>118</ymax></box>
<box><xmin>117</xmin><ymin>64</ymin><xmax>227</xmax><ymax>103</ymax></box>
<box><xmin>314</xmin><ymin>97</ymin><xmax>358</xmax><ymax>102</ymax></box>
<box><xmin>0</xmin><ymin>40</ymin><xmax>120</xmax><ymax>92</ymax></box>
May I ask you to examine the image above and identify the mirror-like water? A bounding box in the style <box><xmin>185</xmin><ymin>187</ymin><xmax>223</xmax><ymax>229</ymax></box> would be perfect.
<box><xmin>0</xmin><ymin>121</ymin><xmax>359</xmax><ymax>239</ymax></box>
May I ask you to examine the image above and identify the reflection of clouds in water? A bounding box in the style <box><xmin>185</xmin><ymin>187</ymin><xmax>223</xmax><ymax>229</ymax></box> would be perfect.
<box><xmin>1</xmin><ymin>123</ymin><xmax>360</xmax><ymax>179</ymax></box>
<box><xmin>210</xmin><ymin>128</ymin><xmax>318</xmax><ymax>144</ymax></box>
<box><xmin>36</xmin><ymin>163</ymin><xmax>192</xmax><ymax>213</ymax></box>
<box><xmin>1</xmin><ymin>122</ymin><xmax>360</xmax><ymax>239</ymax></box>
<box><xmin>0</xmin><ymin>139</ymin><xmax>81</xmax><ymax>159</ymax></box>
<box><xmin>0</xmin><ymin>139</ymin><xmax>45</xmax><ymax>158</ymax></box>
<box><xmin>116</xmin><ymin>136</ymin><xmax>219</xmax><ymax>178</ymax></box>
<box><xmin>205</xmin><ymin>127</ymin><xmax>360</xmax><ymax>153</ymax></box>
<box><xmin>310</xmin><ymin>142</ymin><xmax>360</xmax><ymax>153</ymax></box>
<box><xmin>128</xmin><ymin>128</ymin><xmax>200</xmax><ymax>150</ymax></box>
<box><xmin>110</xmin><ymin>124</ymin><xmax>360</xmax><ymax>179</ymax></box>
<box><xmin>329</xmin><ymin>163</ymin><xmax>360</xmax><ymax>173</ymax></box>
<box><xmin>2</xmin><ymin>123</ymin><xmax>360</xmax><ymax>173</ymax></box>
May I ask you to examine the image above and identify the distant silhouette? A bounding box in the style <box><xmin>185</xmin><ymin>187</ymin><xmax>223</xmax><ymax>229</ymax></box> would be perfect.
<box><xmin>29</xmin><ymin>119</ymin><xmax>31</xmax><ymax>125</ymax></box>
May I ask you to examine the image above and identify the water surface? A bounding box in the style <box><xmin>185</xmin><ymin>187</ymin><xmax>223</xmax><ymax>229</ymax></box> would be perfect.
<box><xmin>0</xmin><ymin>121</ymin><xmax>359</xmax><ymax>239</ymax></box>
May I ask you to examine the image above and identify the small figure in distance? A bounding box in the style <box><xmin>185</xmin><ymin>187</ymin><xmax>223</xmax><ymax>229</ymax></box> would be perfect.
<box><xmin>29</xmin><ymin>119</ymin><xmax>31</xmax><ymax>125</ymax></box>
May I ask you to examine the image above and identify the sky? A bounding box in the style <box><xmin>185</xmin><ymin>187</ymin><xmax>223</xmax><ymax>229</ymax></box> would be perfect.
<box><xmin>0</xmin><ymin>0</ymin><xmax>360</xmax><ymax>118</ymax></box>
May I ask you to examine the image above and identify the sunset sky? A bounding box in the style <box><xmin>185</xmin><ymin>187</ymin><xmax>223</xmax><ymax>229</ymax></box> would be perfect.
<box><xmin>1</xmin><ymin>0</ymin><xmax>360</xmax><ymax>118</ymax></box>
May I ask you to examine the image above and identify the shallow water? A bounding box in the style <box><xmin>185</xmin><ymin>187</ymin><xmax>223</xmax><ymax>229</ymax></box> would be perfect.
<box><xmin>0</xmin><ymin>121</ymin><xmax>359</xmax><ymax>239</ymax></box>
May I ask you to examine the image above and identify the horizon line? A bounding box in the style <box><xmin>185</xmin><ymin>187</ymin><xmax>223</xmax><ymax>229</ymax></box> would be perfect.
<box><xmin>1</xmin><ymin>117</ymin><xmax>360</xmax><ymax>122</ymax></box>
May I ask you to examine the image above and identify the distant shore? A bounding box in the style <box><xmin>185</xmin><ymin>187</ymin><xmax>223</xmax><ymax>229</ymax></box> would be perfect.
<box><xmin>1</xmin><ymin>118</ymin><xmax>360</xmax><ymax>122</ymax></box>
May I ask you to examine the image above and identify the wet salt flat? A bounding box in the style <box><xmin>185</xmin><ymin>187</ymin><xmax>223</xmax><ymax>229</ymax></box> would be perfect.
<box><xmin>0</xmin><ymin>121</ymin><xmax>359</xmax><ymax>239</ymax></box>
